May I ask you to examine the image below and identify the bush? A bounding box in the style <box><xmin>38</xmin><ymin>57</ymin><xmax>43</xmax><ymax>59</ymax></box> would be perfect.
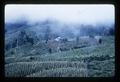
<box><xmin>87</xmin><ymin>59</ymin><xmax>115</xmax><ymax>77</ymax></box>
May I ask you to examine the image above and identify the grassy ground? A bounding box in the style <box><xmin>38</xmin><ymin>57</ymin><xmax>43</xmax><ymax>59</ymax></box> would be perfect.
<box><xmin>5</xmin><ymin>36</ymin><xmax>115</xmax><ymax>77</ymax></box>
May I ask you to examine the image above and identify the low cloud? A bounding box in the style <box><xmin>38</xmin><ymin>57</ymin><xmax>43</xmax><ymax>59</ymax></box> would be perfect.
<box><xmin>5</xmin><ymin>4</ymin><xmax>115</xmax><ymax>25</ymax></box>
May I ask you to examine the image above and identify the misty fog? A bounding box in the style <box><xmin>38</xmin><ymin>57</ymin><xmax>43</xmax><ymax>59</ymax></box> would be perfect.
<box><xmin>5</xmin><ymin>4</ymin><xmax>115</xmax><ymax>41</ymax></box>
<box><xmin>5</xmin><ymin>4</ymin><xmax>114</xmax><ymax>24</ymax></box>
<box><xmin>5</xmin><ymin>4</ymin><xmax>115</xmax><ymax>35</ymax></box>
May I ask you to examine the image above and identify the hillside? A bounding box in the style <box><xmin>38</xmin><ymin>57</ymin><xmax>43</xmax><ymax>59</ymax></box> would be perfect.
<box><xmin>5</xmin><ymin>36</ymin><xmax>115</xmax><ymax>77</ymax></box>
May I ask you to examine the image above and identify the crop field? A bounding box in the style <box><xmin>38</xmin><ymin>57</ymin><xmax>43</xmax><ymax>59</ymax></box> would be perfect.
<box><xmin>5</xmin><ymin>36</ymin><xmax>115</xmax><ymax>77</ymax></box>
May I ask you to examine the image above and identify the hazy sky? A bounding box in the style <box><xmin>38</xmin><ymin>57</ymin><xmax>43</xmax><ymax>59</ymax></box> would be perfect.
<box><xmin>5</xmin><ymin>4</ymin><xmax>115</xmax><ymax>25</ymax></box>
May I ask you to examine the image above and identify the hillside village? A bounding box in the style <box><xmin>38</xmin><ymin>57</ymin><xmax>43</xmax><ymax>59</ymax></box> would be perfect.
<box><xmin>5</xmin><ymin>20</ymin><xmax>115</xmax><ymax>77</ymax></box>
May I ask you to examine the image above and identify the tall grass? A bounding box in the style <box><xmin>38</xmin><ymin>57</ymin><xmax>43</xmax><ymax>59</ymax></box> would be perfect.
<box><xmin>26</xmin><ymin>67</ymin><xmax>88</xmax><ymax>77</ymax></box>
<box><xmin>5</xmin><ymin>61</ymin><xmax>87</xmax><ymax>77</ymax></box>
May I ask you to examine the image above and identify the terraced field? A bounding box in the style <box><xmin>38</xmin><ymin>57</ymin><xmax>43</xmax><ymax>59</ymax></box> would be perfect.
<box><xmin>5</xmin><ymin>36</ymin><xmax>115</xmax><ymax>77</ymax></box>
